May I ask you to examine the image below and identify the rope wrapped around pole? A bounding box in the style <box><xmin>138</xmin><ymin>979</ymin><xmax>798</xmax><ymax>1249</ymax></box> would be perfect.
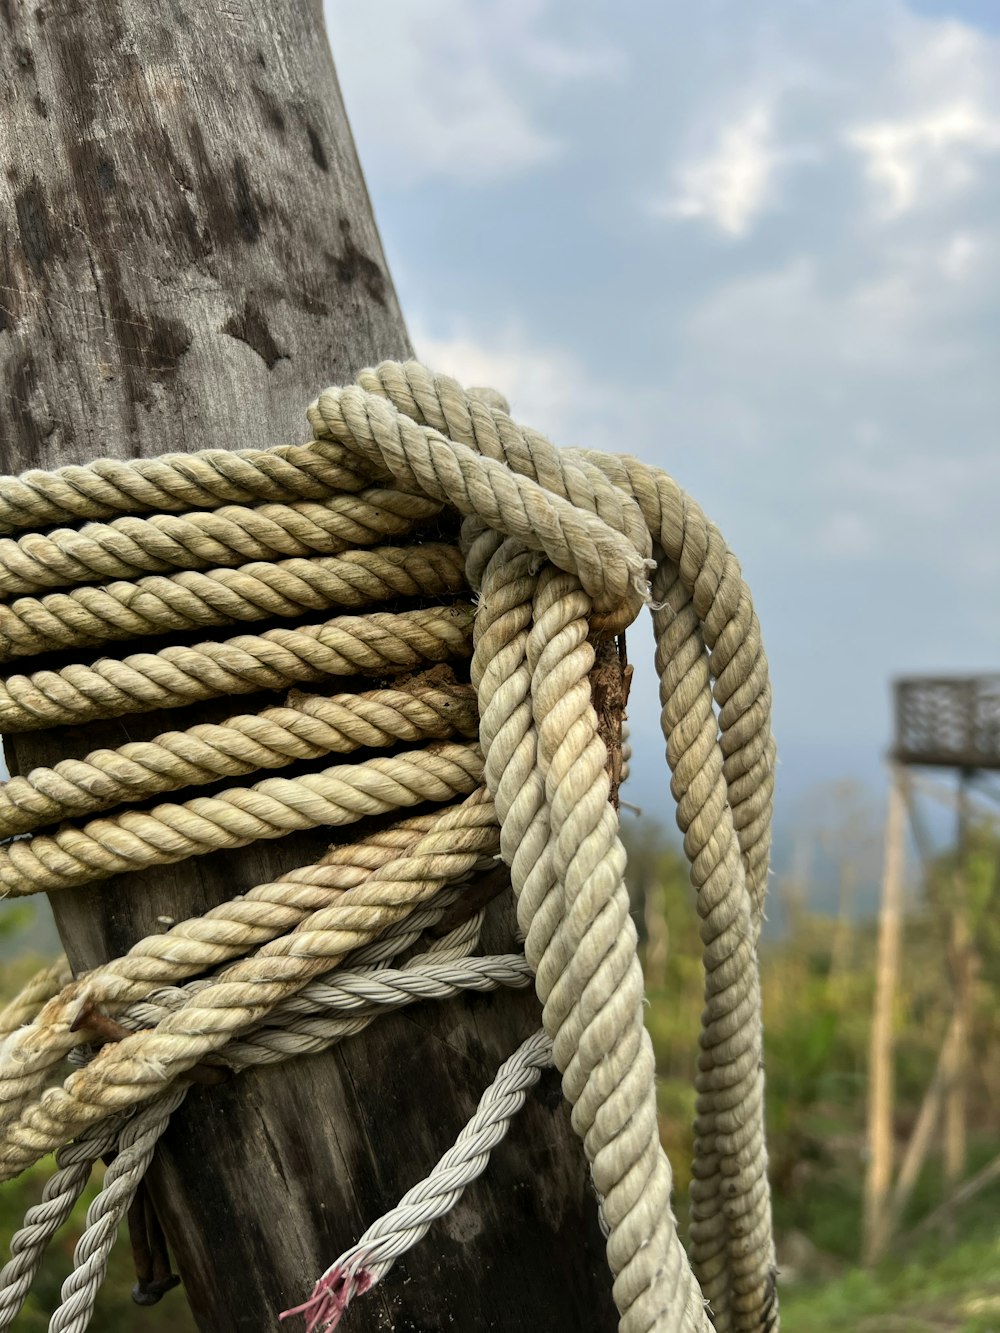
<box><xmin>0</xmin><ymin>360</ymin><xmax>777</xmax><ymax>1333</ymax></box>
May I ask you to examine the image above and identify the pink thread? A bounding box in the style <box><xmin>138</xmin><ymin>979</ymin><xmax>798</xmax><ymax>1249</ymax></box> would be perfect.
<box><xmin>280</xmin><ymin>1267</ymin><xmax>373</xmax><ymax>1333</ymax></box>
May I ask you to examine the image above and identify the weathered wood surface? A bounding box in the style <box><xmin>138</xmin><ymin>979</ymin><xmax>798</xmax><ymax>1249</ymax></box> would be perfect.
<box><xmin>0</xmin><ymin>2</ymin><xmax>619</xmax><ymax>1328</ymax></box>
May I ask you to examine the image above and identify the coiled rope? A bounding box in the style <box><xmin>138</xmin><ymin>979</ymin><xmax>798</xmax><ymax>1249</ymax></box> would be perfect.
<box><xmin>0</xmin><ymin>361</ymin><xmax>777</xmax><ymax>1333</ymax></box>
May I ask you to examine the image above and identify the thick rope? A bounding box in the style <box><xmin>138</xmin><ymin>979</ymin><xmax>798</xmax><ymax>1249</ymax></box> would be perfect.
<box><xmin>0</xmin><ymin>359</ymin><xmax>777</xmax><ymax>1333</ymax></box>
<box><xmin>0</xmin><ymin>956</ymin><xmax>72</xmax><ymax>1040</ymax></box>
<box><xmin>0</xmin><ymin>792</ymin><xmax>503</xmax><ymax>1166</ymax></box>
<box><xmin>310</xmin><ymin>365</ymin><xmax>774</xmax><ymax>1331</ymax></box>
<box><xmin>0</xmin><ymin>439</ymin><xmax>391</xmax><ymax>535</ymax></box>
<box><xmin>0</xmin><ymin>543</ymin><xmax>466</xmax><ymax>662</ymax></box>
<box><xmin>20</xmin><ymin>909</ymin><xmax>514</xmax><ymax>1333</ymax></box>
<box><xmin>0</xmin><ymin>488</ymin><xmax>441</xmax><ymax>598</ymax></box>
<box><xmin>0</xmin><ymin>673</ymin><xmax>478</xmax><ymax>838</ymax></box>
<box><xmin>0</xmin><ymin>799</ymin><xmax>499</xmax><ymax>1129</ymax></box>
<box><xmin>0</xmin><ymin>604</ymin><xmax>474</xmax><ymax>732</ymax></box>
<box><xmin>0</xmin><ymin>740</ymin><xmax>484</xmax><ymax>897</ymax></box>
<box><xmin>309</xmin><ymin>386</ymin><xmax>651</xmax><ymax>627</ymax></box>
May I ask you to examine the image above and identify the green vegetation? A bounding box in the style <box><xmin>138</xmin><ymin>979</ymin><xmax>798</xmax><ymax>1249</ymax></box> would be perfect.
<box><xmin>782</xmin><ymin>1225</ymin><xmax>1000</xmax><ymax>1332</ymax></box>
<box><xmin>625</xmin><ymin>807</ymin><xmax>1000</xmax><ymax>1327</ymax></box>
<box><xmin>1</xmin><ymin>805</ymin><xmax>997</xmax><ymax>1329</ymax></box>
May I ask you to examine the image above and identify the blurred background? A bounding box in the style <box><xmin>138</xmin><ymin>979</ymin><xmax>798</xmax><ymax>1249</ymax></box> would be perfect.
<box><xmin>3</xmin><ymin>1</ymin><xmax>999</xmax><ymax>1328</ymax></box>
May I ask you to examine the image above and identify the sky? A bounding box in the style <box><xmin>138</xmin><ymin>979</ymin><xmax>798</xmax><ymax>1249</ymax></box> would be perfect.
<box><xmin>322</xmin><ymin>0</ymin><xmax>1000</xmax><ymax>881</ymax></box>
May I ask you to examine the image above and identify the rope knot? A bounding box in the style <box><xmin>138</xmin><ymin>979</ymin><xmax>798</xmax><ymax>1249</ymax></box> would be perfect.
<box><xmin>308</xmin><ymin>361</ymin><xmax>652</xmax><ymax>635</ymax></box>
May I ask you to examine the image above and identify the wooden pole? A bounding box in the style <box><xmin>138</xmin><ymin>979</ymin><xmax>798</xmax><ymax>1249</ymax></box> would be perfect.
<box><xmin>0</xmin><ymin>4</ymin><xmax>617</xmax><ymax>1329</ymax></box>
<box><xmin>862</xmin><ymin>763</ymin><xmax>906</xmax><ymax>1266</ymax></box>
<box><xmin>943</xmin><ymin>770</ymin><xmax>973</xmax><ymax>1199</ymax></box>
<box><xmin>643</xmin><ymin>874</ymin><xmax>669</xmax><ymax>991</ymax></box>
<box><xmin>882</xmin><ymin>1008</ymin><xmax>962</xmax><ymax>1241</ymax></box>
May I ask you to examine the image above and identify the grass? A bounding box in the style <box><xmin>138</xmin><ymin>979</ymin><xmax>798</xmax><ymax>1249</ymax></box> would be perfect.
<box><xmin>782</xmin><ymin>1224</ymin><xmax>1000</xmax><ymax>1332</ymax></box>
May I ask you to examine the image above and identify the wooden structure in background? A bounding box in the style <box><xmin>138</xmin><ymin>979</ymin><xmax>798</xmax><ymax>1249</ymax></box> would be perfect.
<box><xmin>0</xmin><ymin>4</ymin><xmax>616</xmax><ymax>1329</ymax></box>
<box><xmin>863</xmin><ymin>675</ymin><xmax>999</xmax><ymax>1264</ymax></box>
<box><xmin>894</xmin><ymin>676</ymin><xmax>1000</xmax><ymax>770</ymax></box>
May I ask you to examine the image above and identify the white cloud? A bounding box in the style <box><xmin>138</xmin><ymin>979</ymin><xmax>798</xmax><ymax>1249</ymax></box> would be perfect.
<box><xmin>848</xmin><ymin>102</ymin><xmax>1000</xmax><ymax>215</ymax></box>
<box><xmin>651</xmin><ymin>104</ymin><xmax>778</xmax><ymax>237</ymax></box>
<box><xmin>328</xmin><ymin>0</ymin><xmax>1000</xmax><ymax>792</ymax></box>
<box><xmin>323</xmin><ymin>0</ymin><xmax>623</xmax><ymax>186</ymax></box>
<box><xmin>844</xmin><ymin>16</ymin><xmax>1000</xmax><ymax>215</ymax></box>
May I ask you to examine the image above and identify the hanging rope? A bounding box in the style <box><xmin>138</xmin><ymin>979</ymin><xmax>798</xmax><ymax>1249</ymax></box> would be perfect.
<box><xmin>0</xmin><ymin>361</ymin><xmax>777</xmax><ymax>1333</ymax></box>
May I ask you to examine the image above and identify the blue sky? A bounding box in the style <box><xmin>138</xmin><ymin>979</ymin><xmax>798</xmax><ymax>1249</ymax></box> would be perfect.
<box><xmin>324</xmin><ymin>0</ymin><xmax>1000</xmax><ymax>877</ymax></box>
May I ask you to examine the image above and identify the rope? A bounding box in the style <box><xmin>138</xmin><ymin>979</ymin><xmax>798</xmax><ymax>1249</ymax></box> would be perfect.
<box><xmin>0</xmin><ymin>673</ymin><xmax>478</xmax><ymax>838</ymax></box>
<box><xmin>3</xmin><ymin>908</ymin><xmax>525</xmax><ymax>1333</ymax></box>
<box><xmin>312</xmin><ymin>363</ymin><xmax>775</xmax><ymax>1329</ymax></box>
<box><xmin>0</xmin><ymin>740</ymin><xmax>484</xmax><ymax>896</ymax></box>
<box><xmin>282</xmin><ymin>1029</ymin><xmax>554</xmax><ymax>1332</ymax></box>
<box><xmin>47</xmin><ymin>1086</ymin><xmax>187</xmax><ymax>1333</ymax></box>
<box><xmin>0</xmin><ymin>543</ymin><xmax>466</xmax><ymax>661</ymax></box>
<box><xmin>0</xmin><ymin>604</ymin><xmax>474</xmax><ymax>732</ymax></box>
<box><xmin>0</xmin><ymin>796</ymin><xmax>499</xmax><ymax>1129</ymax></box>
<box><xmin>0</xmin><ymin>360</ymin><xmax>777</xmax><ymax>1333</ymax></box>
<box><xmin>0</xmin><ymin>440</ymin><xmax>388</xmax><ymax>534</ymax></box>
<box><xmin>0</xmin><ymin>1113</ymin><xmax>123</xmax><ymax>1330</ymax></box>
<box><xmin>0</xmin><ymin>956</ymin><xmax>72</xmax><ymax>1040</ymax></box>
<box><xmin>0</xmin><ymin>488</ymin><xmax>441</xmax><ymax>597</ymax></box>
<box><xmin>0</xmin><ymin>792</ymin><xmax>501</xmax><ymax>1157</ymax></box>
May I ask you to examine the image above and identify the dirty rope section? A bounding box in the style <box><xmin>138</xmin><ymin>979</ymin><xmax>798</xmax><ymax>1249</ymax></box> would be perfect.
<box><xmin>0</xmin><ymin>361</ymin><xmax>778</xmax><ymax>1333</ymax></box>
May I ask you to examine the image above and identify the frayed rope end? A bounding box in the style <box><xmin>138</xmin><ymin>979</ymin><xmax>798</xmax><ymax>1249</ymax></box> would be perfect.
<box><xmin>280</xmin><ymin>1267</ymin><xmax>373</xmax><ymax>1333</ymax></box>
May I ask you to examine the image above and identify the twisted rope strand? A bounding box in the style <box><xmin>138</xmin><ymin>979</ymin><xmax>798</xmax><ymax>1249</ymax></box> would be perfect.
<box><xmin>221</xmin><ymin>952</ymin><xmax>531</xmax><ymax>1069</ymax></box>
<box><xmin>0</xmin><ymin>604</ymin><xmax>474</xmax><ymax>731</ymax></box>
<box><xmin>0</xmin><ymin>439</ymin><xmax>394</xmax><ymax>536</ymax></box>
<box><xmin>572</xmin><ymin>453</ymin><xmax>774</xmax><ymax>928</ymax></box>
<box><xmin>0</xmin><ymin>544</ymin><xmax>467</xmax><ymax>662</ymax></box>
<box><xmin>48</xmin><ymin>1087</ymin><xmax>186</xmax><ymax>1333</ymax></box>
<box><xmin>0</xmin><ymin>793</ymin><xmax>501</xmax><ymax>1174</ymax></box>
<box><xmin>328</xmin><ymin>369</ymin><xmax>773</xmax><ymax>901</ymax></box>
<box><xmin>308</xmin><ymin>385</ymin><xmax>651</xmax><ymax>622</ymax></box>
<box><xmin>0</xmin><ymin>489</ymin><xmax>441</xmax><ymax>599</ymax></box>
<box><xmin>9</xmin><ymin>911</ymin><xmax>500</xmax><ymax>1333</ymax></box>
<box><xmin>357</xmin><ymin>361</ymin><xmax>651</xmax><ymax>634</ymax></box>
<box><xmin>285</xmin><ymin>1029</ymin><xmax>553</xmax><ymax>1333</ymax></box>
<box><xmin>0</xmin><ymin>675</ymin><xmax>477</xmax><ymax>838</ymax></box>
<box><xmin>0</xmin><ymin>1114</ymin><xmax>122</xmax><ymax>1331</ymax></box>
<box><xmin>0</xmin><ymin>806</ymin><xmax>496</xmax><ymax>1123</ymax></box>
<box><xmin>0</xmin><ymin>741</ymin><xmax>483</xmax><ymax>898</ymax></box>
<box><xmin>0</xmin><ymin>956</ymin><xmax>72</xmax><ymax>1040</ymax></box>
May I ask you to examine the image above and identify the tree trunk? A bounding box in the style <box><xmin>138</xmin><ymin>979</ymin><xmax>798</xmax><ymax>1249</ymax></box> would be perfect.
<box><xmin>0</xmin><ymin>4</ymin><xmax>618</xmax><ymax>1329</ymax></box>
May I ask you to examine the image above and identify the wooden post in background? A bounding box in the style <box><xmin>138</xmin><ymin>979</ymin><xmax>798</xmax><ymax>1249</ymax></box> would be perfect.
<box><xmin>863</xmin><ymin>763</ymin><xmax>906</xmax><ymax>1266</ymax></box>
<box><xmin>0</xmin><ymin>4</ymin><xmax>617</xmax><ymax>1329</ymax></box>
<box><xmin>944</xmin><ymin>770</ymin><xmax>973</xmax><ymax>1200</ymax></box>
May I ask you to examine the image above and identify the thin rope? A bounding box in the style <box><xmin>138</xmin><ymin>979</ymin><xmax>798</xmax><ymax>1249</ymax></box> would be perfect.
<box><xmin>21</xmin><ymin>909</ymin><xmax>524</xmax><ymax>1333</ymax></box>
<box><xmin>281</xmin><ymin>1029</ymin><xmax>554</xmax><ymax>1333</ymax></box>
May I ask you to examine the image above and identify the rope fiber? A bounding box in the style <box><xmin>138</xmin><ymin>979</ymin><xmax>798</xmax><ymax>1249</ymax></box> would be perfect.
<box><xmin>0</xmin><ymin>361</ymin><xmax>777</xmax><ymax>1333</ymax></box>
